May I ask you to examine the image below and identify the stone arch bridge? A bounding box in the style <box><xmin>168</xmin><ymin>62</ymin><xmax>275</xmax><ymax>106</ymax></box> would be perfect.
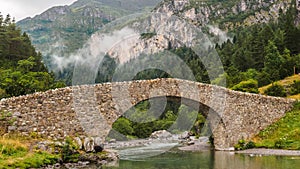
<box><xmin>0</xmin><ymin>78</ymin><xmax>295</xmax><ymax>150</ymax></box>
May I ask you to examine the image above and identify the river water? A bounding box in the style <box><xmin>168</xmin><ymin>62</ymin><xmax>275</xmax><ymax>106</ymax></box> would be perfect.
<box><xmin>100</xmin><ymin>142</ymin><xmax>300</xmax><ymax>169</ymax></box>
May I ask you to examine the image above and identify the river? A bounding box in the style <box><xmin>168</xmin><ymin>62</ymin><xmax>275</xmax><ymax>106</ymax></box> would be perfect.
<box><xmin>93</xmin><ymin>142</ymin><xmax>300</xmax><ymax>169</ymax></box>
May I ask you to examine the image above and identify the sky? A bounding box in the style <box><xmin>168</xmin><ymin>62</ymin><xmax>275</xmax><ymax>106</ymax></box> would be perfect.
<box><xmin>0</xmin><ymin>0</ymin><xmax>77</xmax><ymax>21</ymax></box>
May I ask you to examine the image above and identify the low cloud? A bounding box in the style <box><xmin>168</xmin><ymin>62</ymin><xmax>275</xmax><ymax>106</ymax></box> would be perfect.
<box><xmin>207</xmin><ymin>25</ymin><xmax>233</xmax><ymax>45</ymax></box>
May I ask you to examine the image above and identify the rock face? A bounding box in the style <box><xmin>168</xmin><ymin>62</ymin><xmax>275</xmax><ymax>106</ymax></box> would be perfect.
<box><xmin>17</xmin><ymin>0</ymin><xmax>299</xmax><ymax>70</ymax></box>
<box><xmin>156</xmin><ymin>0</ymin><xmax>296</xmax><ymax>28</ymax></box>
<box><xmin>16</xmin><ymin>0</ymin><xmax>161</xmax><ymax>64</ymax></box>
<box><xmin>0</xmin><ymin>78</ymin><xmax>296</xmax><ymax>150</ymax></box>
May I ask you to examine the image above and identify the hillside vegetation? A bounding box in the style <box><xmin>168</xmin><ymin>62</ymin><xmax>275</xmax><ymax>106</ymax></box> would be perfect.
<box><xmin>0</xmin><ymin>14</ymin><xmax>65</xmax><ymax>99</ymax></box>
<box><xmin>252</xmin><ymin>102</ymin><xmax>300</xmax><ymax>150</ymax></box>
<box><xmin>259</xmin><ymin>75</ymin><xmax>300</xmax><ymax>99</ymax></box>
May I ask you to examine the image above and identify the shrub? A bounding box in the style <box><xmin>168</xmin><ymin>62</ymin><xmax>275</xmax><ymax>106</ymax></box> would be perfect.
<box><xmin>0</xmin><ymin>88</ymin><xmax>6</xmax><ymax>99</ymax></box>
<box><xmin>264</xmin><ymin>83</ymin><xmax>287</xmax><ymax>97</ymax></box>
<box><xmin>234</xmin><ymin>139</ymin><xmax>256</xmax><ymax>150</ymax></box>
<box><xmin>290</xmin><ymin>80</ymin><xmax>300</xmax><ymax>95</ymax></box>
<box><xmin>112</xmin><ymin>117</ymin><xmax>134</xmax><ymax>136</ymax></box>
<box><xmin>61</xmin><ymin>137</ymin><xmax>80</xmax><ymax>163</ymax></box>
<box><xmin>231</xmin><ymin>79</ymin><xmax>259</xmax><ymax>93</ymax></box>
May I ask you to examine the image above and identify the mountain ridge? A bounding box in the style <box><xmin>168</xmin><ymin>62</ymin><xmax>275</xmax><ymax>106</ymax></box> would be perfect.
<box><xmin>15</xmin><ymin>0</ymin><xmax>300</xmax><ymax>84</ymax></box>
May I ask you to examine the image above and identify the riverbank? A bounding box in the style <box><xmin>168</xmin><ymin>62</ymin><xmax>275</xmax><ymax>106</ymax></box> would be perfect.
<box><xmin>178</xmin><ymin>141</ymin><xmax>300</xmax><ymax>156</ymax></box>
<box><xmin>0</xmin><ymin>136</ymin><xmax>119</xmax><ymax>169</ymax></box>
<box><xmin>236</xmin><ymin>148</ymin><xmax>300</xmax><ymax>156</ymax></box>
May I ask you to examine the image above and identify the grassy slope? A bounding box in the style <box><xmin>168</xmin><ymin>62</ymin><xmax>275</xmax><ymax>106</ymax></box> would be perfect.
<box><xmin>253</xmin><ymin>75</ymin><xmax>300</xmax><ymax>150</ymax></box>
<box><xmin>252</xmin><ymin>104</ymin><xmax>300</xmax><ymax>150</ymax></box>
<box><xmin>259</xmin><ymin>75</ymin><xmax>300</xmax><ymax>99</ymax></box>
<box><xmin>0</xmin><ymin>138</ymin><xmax>58</xmax><ymax>169</ymax></box>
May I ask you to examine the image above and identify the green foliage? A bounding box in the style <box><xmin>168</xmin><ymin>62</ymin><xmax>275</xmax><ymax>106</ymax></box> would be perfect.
<box><xmin>0</xmin><ymin>111</ymin><xmax>15</xmax><ymax>125</ymax></box>
<box><xmin>112</xmin><ymin>99</ymin><xmax>206</xmax><ymax>139</ymax></box>
<box><xmin>217</xmin><ymin>4</ymin><xmax>300</xmax><ymax>89</ymax></box>
<box><xmin>61</xmin><ymin>137</ymin><xmax>80</xmax><ymax>163</ymax></box>
<box><xmin>0</xmin><ymin>138</ymin><xmax>59</xmax><ymax>169</ymax></box>
<box><xmin>264</xmin><ymin>83</ymin><xmax>287</xmax><ymax>97</ymax></box>
<box><xmin>234</xmin><ymin>139</ymin><xmax>255</xmax><ymax>150</ymax></box>
<box><xmin>263</xmin><ymin>40</ymin><xmax>284</xmax><ymax>82</ymax></box>
<box><xmin>0</xmin><ymin>88</ymin><xmax>7</xmax><ymax>98</ymax></box>
<box><xmin>0</xmin><ymin>14</ymin><xmax>65</xmax><ymax>99</ymax></box>
<box><xmin>112</xmin><ymin>117</ymin><xmax>134</xmax><ymax>136</ymax></box>
<box><xmin>290</xmin><ymin>80</ymin><xmax>300</xmax><ymax>95</ymax></box>
<box><xmin>231</xmin><ymin>79</ymin><xmax>259</xmax><ymax>93</ymax></box>
<box><xmin>254</xmin><ymin>108</ymin><xmax>300</xmax><ymax>150</ymax></box>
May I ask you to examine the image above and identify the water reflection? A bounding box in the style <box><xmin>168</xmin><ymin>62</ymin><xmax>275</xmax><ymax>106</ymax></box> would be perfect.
<box><xmin>102</xmin><ymin>150</ymin><xmax>300</xmax><ymax>169</ymax></box>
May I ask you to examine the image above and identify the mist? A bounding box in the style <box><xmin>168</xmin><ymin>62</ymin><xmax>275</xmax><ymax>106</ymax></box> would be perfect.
<box><xmin>207</xmin><ymin>25</ymin><xmax>233</xmax><ymax>45</ymax></box>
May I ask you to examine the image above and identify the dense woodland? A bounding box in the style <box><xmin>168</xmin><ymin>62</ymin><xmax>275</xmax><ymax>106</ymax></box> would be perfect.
<box><xmin>0</xmin><ymin>14</ymin><xmax>65</xmax><ymax>99</ymax></box>
<box><xmin>217</xmin><ymin>5</ymin><xmax>300</xmax><ymax>87</ymax></box>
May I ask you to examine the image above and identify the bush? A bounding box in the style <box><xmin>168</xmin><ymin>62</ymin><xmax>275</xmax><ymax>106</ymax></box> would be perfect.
<box><xmin>61</xmin><ymin>137</ymin><xmax>80</xmax><ymax>163</ymax></box>
<box><xmin>234</xmin><ymin>139</ymin><xmax>256</xmax><ymax>150</ymax></box>
<box><xmin>290</xmin><ymin>80</ymin><xmax>300</xmax><ymax>95</ymax></box>
<box><xmin>112</xmin><ymin>117</ymin><xmax>134</xmax><ymax>136</ymax></box>
<box><xmin>264</xmin><ymin>83</ymin><xmax>287</xmax><ymax>97</ymax></box>
<box><xmin>231</xmin><ymin>79</ymin><xmax>259</xmax><ymax>93</ymax></box>
<box><xmin>0</xmin><ymin>88</ymin><xmax>6</xmax><ymax>99</ymax></box>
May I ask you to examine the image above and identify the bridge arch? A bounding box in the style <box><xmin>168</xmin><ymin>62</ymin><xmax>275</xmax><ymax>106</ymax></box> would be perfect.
<box><xmin>108</xmin><ymin>95</ymin><xmax>224</xmax><ymax>141</ymax></box>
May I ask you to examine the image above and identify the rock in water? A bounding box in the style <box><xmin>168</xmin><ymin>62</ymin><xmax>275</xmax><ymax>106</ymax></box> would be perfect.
<box><xmin>150</xmin><ymin>130</ymin><xmax>172</xmax><ymax>139</ymax></box>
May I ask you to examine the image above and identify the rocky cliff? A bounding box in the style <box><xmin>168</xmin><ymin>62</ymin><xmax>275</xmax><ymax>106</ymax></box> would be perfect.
<box><xmin>156</xmin><ymin>0</ymin><xmax>298</xmax><ymax>29</ymax></box>
<box><xmin>17</xmin><ymin>0</ymin><xmax>161</xmax><ymax>68</ymax></box>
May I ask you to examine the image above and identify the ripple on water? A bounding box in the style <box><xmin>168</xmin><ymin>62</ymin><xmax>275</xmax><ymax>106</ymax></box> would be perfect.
<box><xmin>118</xmin><ymin>142</ymin><xmax>179</xmax><ymax>160</ymax></box>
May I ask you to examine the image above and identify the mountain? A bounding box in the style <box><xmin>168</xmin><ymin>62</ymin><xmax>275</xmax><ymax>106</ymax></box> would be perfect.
<box><xmin>16</xmin><ymin>0</ymin><xmax>300</xmax><ymax>85</ymax></box>
<box><xmin>17</xmin><ymin>0</ymin><xmax>161</xmax><ymax>68</ymax></box>
<box><xmin>155</xmin><ymin>0</ymin><xmax>299</xmax><ymax>29</ymax></box>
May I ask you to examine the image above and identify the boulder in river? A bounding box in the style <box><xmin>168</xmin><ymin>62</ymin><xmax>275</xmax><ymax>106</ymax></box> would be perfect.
<box><xmin>150</xmin><ymin>130</ymin><xmax>172</xmax><ymax>139</ymax></box>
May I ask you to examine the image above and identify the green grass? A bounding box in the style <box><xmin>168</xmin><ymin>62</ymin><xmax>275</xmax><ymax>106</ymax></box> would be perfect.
<box><xmin>252</xmin><ymin>102</ymin><xmax>300</xmax><ymax>150</ymax></box>
<box><xmin>259</xmin><ymin>75</ymin><xmax>300</xmax><ymax>95</ymax></box>
<box><xmin>0</xmin><ymin>138</ymin><xmax>59</xmax><ymax>169</ymax></box>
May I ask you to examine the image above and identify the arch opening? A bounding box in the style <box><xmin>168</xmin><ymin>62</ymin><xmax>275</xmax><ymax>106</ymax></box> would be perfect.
<box><xmin>107</xmin><ymin>96</ymin><xmax>223</xmax><ymax>148</ymax></box>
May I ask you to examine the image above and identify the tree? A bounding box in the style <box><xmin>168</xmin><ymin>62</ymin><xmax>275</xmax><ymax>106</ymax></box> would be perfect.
<box><xmin>0</xmin><ymin>14</ymin><xmax>65</xmax><ymax>99</ymax></box>
<box><xmin>264</xmin><ymin>83</ymin><xmax>287</xmax><ymax>97</ymax></box>
<box><xmin>263</xmin><ymin>40</ymin><xmax>284</xmax><ymax>82</ymax></box>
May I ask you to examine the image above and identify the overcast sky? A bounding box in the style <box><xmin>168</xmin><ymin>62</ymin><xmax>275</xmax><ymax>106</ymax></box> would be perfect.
<box><xmin>0</xmin><ymin>0</ymin><xmax>77</xmax><ymax>21</ymax></box>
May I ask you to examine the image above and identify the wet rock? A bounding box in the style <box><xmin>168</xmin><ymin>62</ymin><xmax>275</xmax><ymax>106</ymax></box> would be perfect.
<box><xmin>84</xmin><ymin>137</ymin><xmax>94</xmax><ymax>153</ymax></box>
<box><xmin>178</xmin><ymin>131</ymin><xmax>190</xmax><ymax>139</ymax></box>
<box><xmin>109</xmin><ymin>139</ymin><xmax>116</xmax><ymax>143</ymax></box>
<box><xmin>74</xmin><ymin>137</ymin><xmax>83</xmax><ymax>150</ymax></box>
<box><xmin>150</xmin><ymin>130</ymin><xmax>172</xmax><ymax>139</ymax></box>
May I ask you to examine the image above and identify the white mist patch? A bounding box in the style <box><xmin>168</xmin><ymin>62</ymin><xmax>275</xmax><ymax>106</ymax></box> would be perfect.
<box><xmin>51</xmin><ymin>27</ymin><xmax>138</xmax><ymax>72</ymax></box>
<box><xmin>207</xmin><ymin>25</ymin><xmax>233</xmax><ymax>44</ymax></box>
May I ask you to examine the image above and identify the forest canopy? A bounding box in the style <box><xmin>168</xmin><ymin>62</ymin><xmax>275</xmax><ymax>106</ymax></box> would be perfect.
<box><xmin>0</xmin><ymin>13</ymin><xmax>65</xmax><ymax>99</ymax></box>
